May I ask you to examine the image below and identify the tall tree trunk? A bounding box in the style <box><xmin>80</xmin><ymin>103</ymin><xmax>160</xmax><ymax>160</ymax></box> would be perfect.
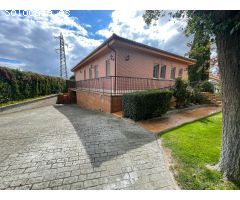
<box><xmin>216</xmin><ymin>30</ymin><xmax>240</xmax><ymax>181</ymax></box>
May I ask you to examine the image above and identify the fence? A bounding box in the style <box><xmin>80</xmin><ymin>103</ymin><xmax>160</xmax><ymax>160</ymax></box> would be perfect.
<box><xmin>75</xmin><ymin>76</ymin><xmax>175</xmax><ymax>95</ymax></box>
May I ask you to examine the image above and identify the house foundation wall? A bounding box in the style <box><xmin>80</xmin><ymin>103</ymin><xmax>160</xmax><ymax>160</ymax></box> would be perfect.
<box><xmin>76</xmin><ymin>90</ymin><xmax>122</xmax><ymax>113</ymax></box>
<box><xmin>76</xmin><ymin>90</ymin><xmax>176</xmax><ymax>113</ymax></box>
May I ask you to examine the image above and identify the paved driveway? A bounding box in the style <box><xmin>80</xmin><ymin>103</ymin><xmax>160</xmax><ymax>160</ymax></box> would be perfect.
<box><xmin>0</xmin><ymin>105</ymin><xmax>176</xmax><ymax>190</ymax></box>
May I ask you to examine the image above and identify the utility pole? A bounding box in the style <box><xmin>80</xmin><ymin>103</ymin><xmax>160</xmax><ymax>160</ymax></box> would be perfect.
<box><xmin>55</xmin><ymin>32</ymin><xmax>68</xmax><ymax>79</ymax></box>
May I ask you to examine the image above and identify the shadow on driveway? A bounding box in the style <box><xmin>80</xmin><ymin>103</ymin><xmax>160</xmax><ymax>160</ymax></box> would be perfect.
<box><xmin>54</xmin><ymin>105</ymin><xmax>155</xmax><ymax>168</ymax></box>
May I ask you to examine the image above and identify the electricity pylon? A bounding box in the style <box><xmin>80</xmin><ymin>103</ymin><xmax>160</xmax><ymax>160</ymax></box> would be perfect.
<box><xmin>55</xmin><ymin>32</ymin><xmax>68</xmax><ymax>79</ymax></box>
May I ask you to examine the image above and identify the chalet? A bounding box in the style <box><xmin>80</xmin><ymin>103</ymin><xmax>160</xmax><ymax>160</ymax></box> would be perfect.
<box><xmin>71</xmin><ymin>34</ymin><xmax>196</xmax><ymax>112</ymax></box>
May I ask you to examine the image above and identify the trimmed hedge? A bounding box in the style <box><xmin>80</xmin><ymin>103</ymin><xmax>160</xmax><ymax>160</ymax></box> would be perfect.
<box><xmin>0</xmin><ymin>66</ymin><xmax>66</xmax><ymax>104</ymax></box>
<box><xmin>123</xmin><ymin>89</ymin><xmax>173</xmax><ymax>121</ymax></box>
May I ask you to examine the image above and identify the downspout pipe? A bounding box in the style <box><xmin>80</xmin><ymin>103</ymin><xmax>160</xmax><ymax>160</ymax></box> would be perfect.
<box><xmin>107</xmin><ymin>43</ymin><xmax>117</xmax><ymax>95</ymax></box>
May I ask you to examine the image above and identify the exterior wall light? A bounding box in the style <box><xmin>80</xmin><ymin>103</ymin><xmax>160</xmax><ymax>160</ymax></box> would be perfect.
<box><xmin>110</xmin><ymin>54</ymin><xmax>115</xmax><ymax>61</ymax></box>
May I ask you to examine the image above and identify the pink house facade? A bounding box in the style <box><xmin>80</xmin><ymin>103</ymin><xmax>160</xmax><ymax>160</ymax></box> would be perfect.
<box><xmin>71</xmin><ymin>34</ymin><xmax>195</xmax><ymax>112</ymax></box>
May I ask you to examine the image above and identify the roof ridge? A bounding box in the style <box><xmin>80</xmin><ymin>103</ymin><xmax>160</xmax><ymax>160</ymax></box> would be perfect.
<box><xmin>112</xmin><ymin>34</ymin><xmax>195</xmax><ymax>62</ymax></box>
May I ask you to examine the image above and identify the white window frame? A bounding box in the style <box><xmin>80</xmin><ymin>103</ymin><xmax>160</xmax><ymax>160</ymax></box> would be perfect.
<box><xmin>94</xmin><ymin>65</ymin><xmax>99</xmax><ymax>78</ymax></box>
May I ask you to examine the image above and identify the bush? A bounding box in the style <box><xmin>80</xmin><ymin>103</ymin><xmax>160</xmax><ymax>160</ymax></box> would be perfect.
<box><xmin>199</xmin><ymin>80</ymin><xmax>214</xmax><ymax>93</ymax></box>
<box><xmin>189</xmin><ymin>87</ymin><xmax>209</xmax><ymax>104</ymax></box>
<box><xmin>173</xmin><ymin>78</ymin><xmax>191</xmax><ymax>108</ymax></box>
<box><xmin>0</xmin><ymin>66</ymin><xmax>66</xmax><ymax>103</ymax></box>
<box><xmin>123</xmin><ymin>89</ymin><xmax>173</xmax><ymax>121</ymax></box>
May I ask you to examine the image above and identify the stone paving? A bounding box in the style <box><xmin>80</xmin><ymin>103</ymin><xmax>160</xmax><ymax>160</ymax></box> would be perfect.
<box><xmin>137</xmin><ymin>106</ymin><xmax>221</xmax><ymax>133</ymax></box>
<box><xmin>0</xmin><ymin>105</ymin><xmax>176</xmax><ymax>190</ymax></box>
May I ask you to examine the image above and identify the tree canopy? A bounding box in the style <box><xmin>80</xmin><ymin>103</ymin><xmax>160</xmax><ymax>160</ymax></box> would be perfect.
<box><xmin>187</xmin><ymin>27</ymin><xmax>211</xmax><ymax>83</ymax></box>
<box><xmin>143</xmin><ymin>10</ymin><xmax>240</xmax><ymax>182</ymax></box>
<box><xmin>143</xmin><ymin>11</ymin><xmax>240</xmax><ymax>37</ymax></box>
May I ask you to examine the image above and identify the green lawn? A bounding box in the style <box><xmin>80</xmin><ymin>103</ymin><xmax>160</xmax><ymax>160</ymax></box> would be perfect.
<box><xmin>160</xmin><ymin>113</ymin><xmax>240</xmax><ymax>190</ymax></box>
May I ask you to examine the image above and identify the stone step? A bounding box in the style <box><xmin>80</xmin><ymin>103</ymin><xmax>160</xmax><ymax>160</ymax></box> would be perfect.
<box><xmin>210</xmin><ymin>96</ymin><xmax>221</xmax><ymax>99</ymax></box>
<box><xmin>208</xmin><ymin>97</ymin><xmax>221</xmax><ymax>101</ymax></box>
<box><xmin>201</xmin><ymin>92</ymin><xmax>222</xmax><ymax>107</ymax></box>
<box><xmin>210</xmin><ymin>100</ymin><xmax>222</xmax><ymax>103</ymax></box>
<box><xmin>210</xmin><ymin>100</ymin><xmax>221</xmax><ymax>103</ymax></box>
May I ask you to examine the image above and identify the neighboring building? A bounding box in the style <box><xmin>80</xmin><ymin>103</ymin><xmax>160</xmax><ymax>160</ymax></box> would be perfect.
<box><xmin>71</xmin><ymin>34</ymin><xmax>196</xmax><ymax>113</ymax></box>
<box><xmin>209</xmin><ymin>64</ymin><xmax>221</xmax><ymax>93</ymax></box>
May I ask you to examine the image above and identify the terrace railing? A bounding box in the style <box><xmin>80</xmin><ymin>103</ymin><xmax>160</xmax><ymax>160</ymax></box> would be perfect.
<box><xmin>66</xmin><ymin>80</ymin><xmax>76</xmax><ymax>89</ymax></box>
<box><xmin>75</xmin><ymin>76</ymin><xmax>175</xmax><ymax>95</ymax></box>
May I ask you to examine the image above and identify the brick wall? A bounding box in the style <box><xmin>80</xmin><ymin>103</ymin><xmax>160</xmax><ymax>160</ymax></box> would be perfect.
<box><xmin>76</xmin><ymin>90</ymin><xmax>176</xmax><ymax>113</ymax></box>
<box><xmin>74</xmin><ymin>44</ymin><xmax>190</xmax><ymax>82</ymax></box>
<box><xmin>76</xmin><ymin>90</ymin><xmax>122</xmax><ymax>113</ymax></box>
<box><xmin>74</xmin><ymin>51</ymin><xmax>115</xmax><ymax>81</ymax></box>
<box><xmin>76</xmin><ymin>90</ymin><xmax>109</xmax><ymax>112</ymax></box>
<box><xmin>116</xmin><ymin>46</ymin><xmax>188</xmax><ymax>80</ymax></box>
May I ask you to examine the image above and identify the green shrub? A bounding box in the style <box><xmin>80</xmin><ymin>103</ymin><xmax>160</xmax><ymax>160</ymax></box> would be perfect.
<box><xmin>189</xmin><ymin>87</ymin><xmax>209</xmax><ymax>104</ymax></box>
<box><xmin>0</xmin><ymin>66</ymin><xmax>66</xmax><ymax>103</ymax></box>
<box><xmin>123</xmin><ymin>89</ymin><xmax>173</xmax><ymax>121</ymax></box>
<box><xmin>0</xmin><ymin>81</ymin><xmax>11</xmax><ymax>103</ymax></box>
<box><xmin>173</xmin><ymin>78</ymin><xmax>191</xmax><ymax>108</ymax></box>
<box><xmin>199</xmin><ymin>80</ymin><xmax>214</xmax><ymax>93</ymax></box>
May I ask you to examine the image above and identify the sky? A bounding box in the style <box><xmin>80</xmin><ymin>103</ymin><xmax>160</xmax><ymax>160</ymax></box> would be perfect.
<box><xmin>0</xmin><ymin>10</ymin><xmax>192</xmax><ymax>77</ymax></box>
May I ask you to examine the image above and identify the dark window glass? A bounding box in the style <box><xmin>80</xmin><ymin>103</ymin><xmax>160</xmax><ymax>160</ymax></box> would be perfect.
<box><xmin>84</xmin><ymin>69</ymin><xmax>86</xmax><ymax>80</ymax></box>
<box><xmin>178</xmin><ymin>68</ymin><xmax>183</xmax><ymax>77</ymax></box>
<box><xmin>170</xmin><ymin>67</ymin><xmax>176</xmax><ymax>80</ymax></box>
<box><xmin>160</xmin><ymin>65</ymin><xmax>166</xmax><ymax>79</ymax></box>
<box><xmin>89</xmin><ymin>66</ymin><xmax>92</xmax><ymax>79</ymax></box>
<box><xmin>153</xmin><ymin>64</ymin><xmax>159</xmax><ymax>78</ymax></box>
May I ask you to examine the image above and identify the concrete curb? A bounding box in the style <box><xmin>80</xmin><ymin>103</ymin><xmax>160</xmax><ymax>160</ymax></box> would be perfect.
<box><xmin>158</xmin><ymin>109</ymin><xmax>222</xmax><ymax>135</ymax></box>
<box><xmin>155</xmin><ymin>136</ymin><xmax>180</xmax><ymax>190</ymax></box>
<box><xmin>166</xmin><ymin>104</ymin><xmax>215</xmax><ymax>116</ymax></box>
<box><xmin>112</xmin><ymin>104</ymin><xmax>220</xmax><ymax>125</ymax></box>
<box><xmin>0</xmin><ymin>94</ymin><xmax>58</xmax><ymax>113</ymax></box>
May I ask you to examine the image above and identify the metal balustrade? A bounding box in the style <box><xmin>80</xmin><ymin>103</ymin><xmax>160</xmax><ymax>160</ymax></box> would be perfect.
<box><xmin>75</xmin><ymin>76</ymin><xmax>175</xmax><ymax>95</ymax></box>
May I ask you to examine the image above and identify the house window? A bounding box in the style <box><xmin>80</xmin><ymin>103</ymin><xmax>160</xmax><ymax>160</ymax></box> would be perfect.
<box><xmin>106</xmin><ymin>60</ymin><xmax>110</xmax><ymax>77</ymax></box>
<box><xmin>178</xmin><ymin>68</ymin><xmax>183</xmax><ymax>77</ymax></box>
<box><xmin>153</xmin><ymin>64</ymin><xmax>159</xmax><ymax>79</ymax></box>
<box><xmin>170</xmin><ymin>67</ymin><xmax>176</xmax><ymax>80</ymax></box>
<box><xmin>89</xmin><ymin>66</ymin><xmax>92</xmax><ymax>79</ymax></box>
<box><xmin>84</xmin><ymin>69</ymin><xmax>86</xmax><ymax>80</ymax></box>
<box><xmin>160</xmin><ymin>65</ymin><xmax>166</xmax><ymax>79</ymax></box>
<box><xmin>94</xmin><ymin>65</ymin><xmax>99</xmax><ymax>78</ymax></box>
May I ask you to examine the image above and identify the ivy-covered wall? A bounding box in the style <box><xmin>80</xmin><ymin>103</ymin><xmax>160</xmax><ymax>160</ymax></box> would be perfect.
<box><xmin>0</xmin><ymin>66</ymin><xmax>66</xmax><ymax>104</ymax></box>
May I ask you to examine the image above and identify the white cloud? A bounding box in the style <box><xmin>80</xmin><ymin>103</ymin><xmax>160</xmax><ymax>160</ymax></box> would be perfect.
<box><xmin>0</xmin><ymin>10</ymin><xmax>193</xmax><ymax>78</ymax></box>
<box><xmin>82</xmin><ymin>23</ymin><xmax>92</xmax><ymax>28</ymax></box>
<box><xmin>97</xmin><ymin>10</ymin><xmax>191</xmax><ymax>56</ymax></box>
<box><xmin>0</xmin><ymin>11</ymin><xmax>102</xmax><ymax>77</ymax></box>
<box><xmin>0</xmin><ymin>61</ymin><xmax>25</xmax><ymax>70</ymax></box>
